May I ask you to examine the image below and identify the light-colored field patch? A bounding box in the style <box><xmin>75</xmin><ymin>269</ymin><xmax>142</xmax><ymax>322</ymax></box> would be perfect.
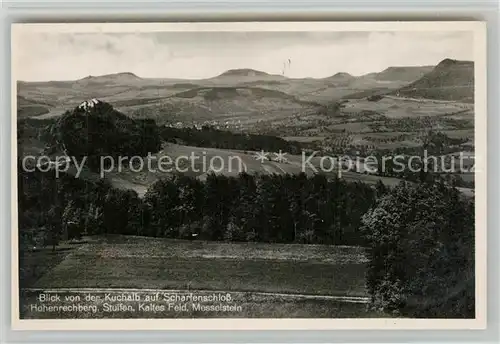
<box><xmin>441</xmin><ymin>129</ymin><xmax>475</xmax><ymax>139</ymax></box>
<box><xmin>342</xmin><ymin>96</ymin><xmax>473</xmax><ymax>119</ymax></box>
<box><xmin>19</xmin><ymin>235</ymin><xmax>378</xmax><ymax>318</ymax></box>
<box><xmin>283</xmin><ymin>136</ymin><xmax>327</xmax><ymax>142</ymax></box>
<box><xmin>105</xmin><ymin>143</ymin><xmax>310</xmax><ymax>194</ymax></box>
<box><xmin>31</xmin><ymin>235</ymin><xmax>368</xmax><ymax>298</ymax></box>
<box><xmin>80</xmin><ymin>235</ymin><xmax>368</xmax><ymax>264</ymax></box>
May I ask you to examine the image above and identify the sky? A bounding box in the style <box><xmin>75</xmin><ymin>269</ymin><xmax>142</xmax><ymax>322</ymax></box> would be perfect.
<box><xmin>13</xmin><ymin>30</ymin><xmax>474</xmax><ymax>81</ymax></box>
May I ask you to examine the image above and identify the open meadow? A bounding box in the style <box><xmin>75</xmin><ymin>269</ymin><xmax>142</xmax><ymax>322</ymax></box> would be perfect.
<box><xmin>15</xmin><ymin>27</ymin><xmax>477</xmax><ymax>323</ymax></box>
<box><xmin>102</xmin><ymin>143</ymin><xmax>408</xmax><ymax>196</ymax></box>
<box><xmin>19</xmin><ymin>235</ymin><xmax>376</xmax><ymax>318</ymax></box>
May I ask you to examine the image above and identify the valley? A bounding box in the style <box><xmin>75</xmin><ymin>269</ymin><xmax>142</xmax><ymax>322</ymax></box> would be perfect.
<box><xmin>18</xmin><ymin>59</ymin><xmax>475</xmax><ymax>155</ymax></box>
<box><xmin>16</xmin><ymin>56</ymin><xmax>476</xmax><ymax>320</ymax></box>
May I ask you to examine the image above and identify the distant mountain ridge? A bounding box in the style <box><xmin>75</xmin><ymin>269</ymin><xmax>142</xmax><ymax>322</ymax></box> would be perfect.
<box><xmin>77</xmin><ymin>72</ymin><xmax>142</xmax><ymax>84</ymax></box>
<box><xmin>218</xmin><ymin>69</ymin><xmax>276</xmax><ymax>77</ymax></box>
<box><xmin>20</xmin><ymin>65</ymin><xmax>438</xmax><ymax>85</ymax></box>
<box><xmin>210</xmin><ymin>68</ymin><xmax>287</xmax><ymax>83</ymax></box>
<box><xmin>395</xmin><ymin>59</ymin><xmax>474</xmax><ymax>102</ymax></box>
<box><xmin>363</xmin><ymin>66</ymin><xmax>434</xmax><ymax>82</ymax></box>
<box><xmin>17</xmin><ymin>58</ymin><xmax>474</xmax><ymax>121</ymax></box>
<box><xmin>323</xmin><ymin>72</ymin><xmax>355</xmax><ymax>82</ymax></box>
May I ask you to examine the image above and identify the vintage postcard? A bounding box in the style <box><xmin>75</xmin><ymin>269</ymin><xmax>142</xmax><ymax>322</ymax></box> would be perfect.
<box><xmin>11</xmin><ymin>22</ymin><xmax>487</xmax><ymax>330</ymax></box>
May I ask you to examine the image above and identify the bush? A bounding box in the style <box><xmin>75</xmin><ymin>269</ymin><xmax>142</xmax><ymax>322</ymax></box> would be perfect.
<box><xmin>367</xmin><ymin>94</ymin><xmax>384</xmax><ymax>102</ymax></box>
<box><xmin>361</xmin><ymin>181</ymin><xmax>475</xmax><ymax>318</ymax></box>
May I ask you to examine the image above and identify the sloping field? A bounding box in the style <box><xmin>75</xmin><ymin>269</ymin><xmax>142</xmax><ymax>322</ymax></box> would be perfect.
<box><xmin>20</xmin><ymin>235</ymin><xmax>376</xmax><ymax>318</ymax></box>
<box><xmin>342</xmin><ymin>96</ymin><xmax>473</xmax><ymax>119</ymax></box>
<box><xmin>72</xmin><ymin>235</ymin><xmax>368</xmax><ymax>264</ymax></box>
<box><xmin>32</xmin><ymin>235</ymin><xmax>367</xmax><ymax>296</ymax></box>
<box><xmin>102</xmin><ymin>143</ymin><xmax>410</xmax><ymax>197</ymax></box>
<box><xmin>104</xmin><ymin>143</ymin><xmax>310</xmax><ymax>196</ymax></box>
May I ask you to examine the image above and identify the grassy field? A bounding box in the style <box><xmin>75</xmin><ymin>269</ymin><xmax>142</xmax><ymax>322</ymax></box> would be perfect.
<box><xmin>81</xmin><ymin>141</ymin><xmax>474</xmax><ymax>198</ymax></box>
<box><xmin>103</xmin><ymin>143</ymin><xmax>310</xmax><ymax>196</ymax></box>
<box><xmin>283</xmin><ymin>136</ymin><xmax>327</xmax><ymax>143</ymax></box>
<box><xmin>19</xmin><ymin>235</ymin><xmax>376</xmax><ymax>318</ymax></box>
<box><xmin>342</xmin><ymin>96</ymin><xmax>472</xmax><ymax>119</ymax></box>
<box><xmin>19</xmin><ymin>243</ymin><xmax>79</xmax><ymax>290</ymax></box>
<box><xmin>31</xmin><ymin>235</ymin><xmax>367</xmax><ymax>296</ymax></box>
<box><xmin>102</xmin><ymin>142</ymin><xmax>411</xmax><ymax>196</ymax></box>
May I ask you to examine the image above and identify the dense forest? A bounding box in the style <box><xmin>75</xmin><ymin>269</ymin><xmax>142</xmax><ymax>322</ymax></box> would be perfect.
<box><xmin>160</xmin><ymin>125</ymin><xmax>305</xmax><ymax>154</ymax></box>
<box><xmin>49</xmin><ymin>101</ymin><xmax>163</xmax><ymax>169</ymax></box>
<box><xmin>18</xmin><ymin>170</ymin><xmax>380</xmax><ymax>247</ymax></box>
<box><xmin>17</xmin><ymin>166</ymin><xmax>475</xmax><ymax>318</ymax></box>
<box><xmin>17</xmin><ymin>101</ymin><xmax>476</xmax><ymax>318</ymax></box>
<box><xmin>370</xmin><ymin>131</ymin><xmax>475</xmax><ymax>187</ymax></box>
<box><xmin>17</xmin><ymin>116</ymin><xmax>308</xmax><ymax>169</ymax></box>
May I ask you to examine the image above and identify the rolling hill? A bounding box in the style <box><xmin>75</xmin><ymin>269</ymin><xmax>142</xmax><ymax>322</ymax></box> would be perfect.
<box><xmin>17</xmin><ymin>61</ymin><xmax>470</xmax><ymax>126</ymax></box>
<box><xmin>210</xmin><ymin>68</ymin><xmax>286</xmax><ymax>82</ymax></box>
<box><xmin>49</xmin><ymin>99</ymin><xmax>162</xmax><ymax>169</ymax></box>
<box><xmin>17</xmin><ymin>95</ymin><xmax>52</xmax><ymax>118</ymax></box>
<box><xmin>394</xmin><ymin>59</ymin><xmax>474</xmax><ymax>102</ymax></box>
<box><xmin>126</xmin><ymin>86</ymin><xmax>322</xmax><ymax>128</ymax></box>
<box><xmin>363</xmin><ymin>66</ymin><xmax>434</xmax><ymax>83</ymax></box>
<box><xmin>18</xmin><ymin>64</ymin><xmax>431</xmax><ymax>103</ymax></box>
<box><xmin>280</xmin><ymin>66</ymin><xmax>434</xmax><ymax>102</ymax></box>
<box><xmin>317</xmin><ymin>73</ymin><xmax>356</xmax><ymax>88</ymax></box>
<box><xmin>75</xmin><ymin>72</ymin><xmax>144</xmax><ymax>86</ymax></box>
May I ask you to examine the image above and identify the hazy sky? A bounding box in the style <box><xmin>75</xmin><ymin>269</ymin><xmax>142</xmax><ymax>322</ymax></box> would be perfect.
<box><xmin>14</xmin><ymin>30</ymin><xmax>473</xmax><ymax>81</ymax></box>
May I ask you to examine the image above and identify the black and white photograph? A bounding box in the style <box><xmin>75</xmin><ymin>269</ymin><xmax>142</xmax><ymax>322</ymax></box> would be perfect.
<box><xmin>12</xmin><ymin>22</ymin><xmax>486</xmax><ymax>329</ymax></box>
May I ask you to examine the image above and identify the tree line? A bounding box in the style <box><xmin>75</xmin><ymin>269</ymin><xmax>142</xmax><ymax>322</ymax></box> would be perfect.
<box><xmin>54</xmin><ymin>102</ymin><xmax>162</xmax><ymax>169</ymax></box>
<box><xmin>17</xmin><ymin>101</ymin><xmax>475</xmax><ymax>318</ymax></box>
<box><xmin>160</xmin><ymin>125</ymin><xmax>305</xmax><ymax>155</ymax></box>
<box><xmin>18</xmin><ymin>169</ymin><xmax>380</xmax><ymax>247</ymax></box>
<box><xmin>18</xmin><ymin>162</ymin><xmax>475</xmax><ymax>319</ymax></box>
<box><xmin>17</xmin><ymin>117</ymin><xmax>308</xmax><ymax>168</ymax></box>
